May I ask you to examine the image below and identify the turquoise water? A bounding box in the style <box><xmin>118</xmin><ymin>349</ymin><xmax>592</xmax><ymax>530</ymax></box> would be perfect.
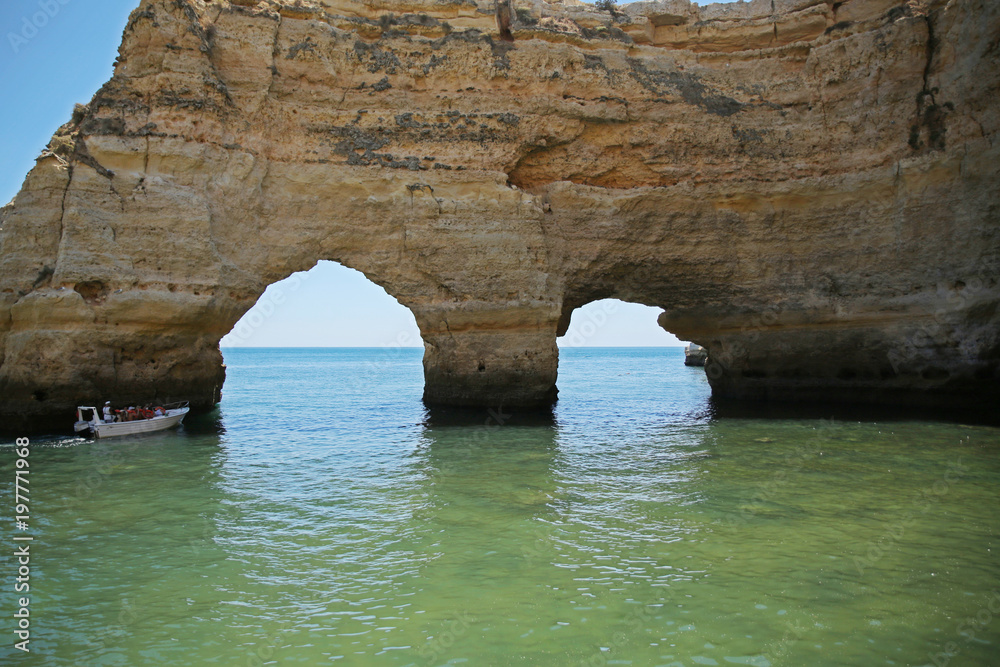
<box><xmin>2</xmin><ymin>347</ymin><xmax>999</xmax><ymax>666</ymax></box>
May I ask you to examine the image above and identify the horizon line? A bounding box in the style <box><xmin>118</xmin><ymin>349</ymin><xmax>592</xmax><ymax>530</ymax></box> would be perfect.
<box><xmin>220</xmin><ymin>344</ymin><xmax>689</xmax><ymax>349</ymax></box>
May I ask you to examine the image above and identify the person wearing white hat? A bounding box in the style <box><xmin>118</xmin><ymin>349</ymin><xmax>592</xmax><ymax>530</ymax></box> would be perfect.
<box><xmin>103</xmin><ymin>401</ymin><xmax>114</xmax><ymax>423</ymax></box>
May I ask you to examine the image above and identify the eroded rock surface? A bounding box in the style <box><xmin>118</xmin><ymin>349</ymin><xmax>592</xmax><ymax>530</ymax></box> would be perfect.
<box><xmin>1</xmin><ymin>0</ymin><xmax>998</xmax><ymax>431</ymax></box>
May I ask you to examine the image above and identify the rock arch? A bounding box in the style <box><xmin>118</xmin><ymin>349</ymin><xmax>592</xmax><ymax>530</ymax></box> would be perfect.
<box><xmin>1</xmin><ymin>0</ymin><xmax>998</xmax><ymax>431</ymax></box>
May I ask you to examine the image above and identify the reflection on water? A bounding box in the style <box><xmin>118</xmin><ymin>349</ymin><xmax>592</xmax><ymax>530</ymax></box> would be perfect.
<box><xmin>1</xmin><ymin>348</ymin><xmax>998</xmax><ymax>666</ymax></box>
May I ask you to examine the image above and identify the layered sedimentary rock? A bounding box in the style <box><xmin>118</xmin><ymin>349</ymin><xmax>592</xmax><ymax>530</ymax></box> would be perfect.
<box><xmin>1</xmin><ymin>0</ymin><xmax>998</xmax><ymax>431</ymax></box>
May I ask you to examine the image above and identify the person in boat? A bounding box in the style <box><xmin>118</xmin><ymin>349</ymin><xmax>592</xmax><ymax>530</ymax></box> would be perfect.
<box><xmin>103</xmin><ymin>401</ymin><xmax>114</xmax><ymax>423</ymax></box>
<box><xmin>154</xmin><ymin>406</ymin><xmax>166</xmax><ymax>417</ymax></box>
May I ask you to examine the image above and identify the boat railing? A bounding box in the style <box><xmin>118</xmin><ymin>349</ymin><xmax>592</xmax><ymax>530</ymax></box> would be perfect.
<box><xmin>161</xmin><ymin>400</ymin><xmax>190</xmax><ymax>411</ymax></box>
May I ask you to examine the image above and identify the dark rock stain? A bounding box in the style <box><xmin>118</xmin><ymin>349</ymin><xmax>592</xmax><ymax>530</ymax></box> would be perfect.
<box><xmin>626</xmin><ymin>58</ymin><xmax>744</xmax><ymax>117</ymax></box>
<box><xmin>354</xmin><ymin>40</ymin><xmax>402</xmax><ymax>74</ymax></box>
<box><xmin>286</xmin><ymin>38</ymin><xmax>316</xmax><ymax>60</ymax></box>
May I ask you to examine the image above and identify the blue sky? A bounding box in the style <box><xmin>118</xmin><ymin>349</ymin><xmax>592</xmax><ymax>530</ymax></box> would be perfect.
<box><xmin>0</xmin><ymin>0</ymin><xmax>718</xmax><ymax>347</ymax></box>
<box><xmin>217</xmin><ymin>261</ymin><xmax>683</xmax><ymax>347</ymax></box>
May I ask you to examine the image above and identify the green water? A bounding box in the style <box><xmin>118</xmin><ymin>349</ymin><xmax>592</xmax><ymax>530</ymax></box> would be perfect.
<box><xmin>1</xmin><ymin>348</ymin><xmax>998</xmax><ymax>666</ymax></box>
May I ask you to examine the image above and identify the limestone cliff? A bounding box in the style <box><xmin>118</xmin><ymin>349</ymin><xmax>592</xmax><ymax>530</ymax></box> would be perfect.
<box><xmin>1</xmin><ymin>0</ymin><xmax>997</xmax><ymax>431</ymax></box>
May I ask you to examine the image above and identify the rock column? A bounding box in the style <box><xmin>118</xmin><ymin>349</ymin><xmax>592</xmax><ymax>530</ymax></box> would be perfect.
<box><xmin>416</xmin><ymin>306</ymin><xmax>560</xmax><ymax>408</ymax></box>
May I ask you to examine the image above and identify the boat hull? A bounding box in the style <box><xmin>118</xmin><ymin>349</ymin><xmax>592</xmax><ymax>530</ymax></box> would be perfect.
<box><xmin>91</xmin><ymin>409</ymin><xmax>188</xmax><ymax>439</ymax></box>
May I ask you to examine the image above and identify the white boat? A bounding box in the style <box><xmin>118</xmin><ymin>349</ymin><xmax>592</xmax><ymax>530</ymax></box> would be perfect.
<box><xmin>74</xmin><ymin>402</ymin><xmax>189</xmax><ymax>438</ymax></box>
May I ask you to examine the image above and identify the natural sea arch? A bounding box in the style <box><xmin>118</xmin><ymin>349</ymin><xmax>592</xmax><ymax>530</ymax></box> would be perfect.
<box><xmin>0</xmin><ymin>0</ymin><xmax>997</xmax><ymax>432</ymax></box>
<box><xmin>222</xmin><ymin>276</ymin><xmax>682</xmax><ymax>410</ymax></box>
<box><xmin>219</xmin><ymin>276</ymin><xmax>686</xmax><ymax>412</ymax></box>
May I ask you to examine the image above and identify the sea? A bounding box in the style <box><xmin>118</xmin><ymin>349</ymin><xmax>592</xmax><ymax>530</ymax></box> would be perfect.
<box><xmin>1</xmin><ymin>347</ymin><xmax>998</xmax><ymax>666</ymax></box>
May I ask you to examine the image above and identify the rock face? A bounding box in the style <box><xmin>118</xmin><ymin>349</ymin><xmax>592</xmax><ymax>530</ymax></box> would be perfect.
<box><xmin>1</xmin><ymin>0</ymin><xmax>998</xmax><ymax>432</ymax></box>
